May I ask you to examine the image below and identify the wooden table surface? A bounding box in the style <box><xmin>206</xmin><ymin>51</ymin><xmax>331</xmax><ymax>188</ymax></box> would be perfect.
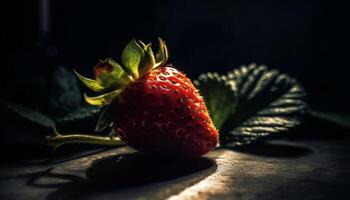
<box><xmin>1</xmin><ymin>134</ymin><xmax>350</xmax><ymax>200</ymax></box>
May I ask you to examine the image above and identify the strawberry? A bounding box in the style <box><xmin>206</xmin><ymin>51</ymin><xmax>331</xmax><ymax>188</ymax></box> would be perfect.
<box><xmin>74</xmin><ymin>38</ymin><xmax>218</xmax><ymax>157</ymax></box>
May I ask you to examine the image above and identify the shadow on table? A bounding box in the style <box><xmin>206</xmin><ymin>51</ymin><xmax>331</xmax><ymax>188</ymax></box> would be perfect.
<box><xmin>0</xmin><ymin>143</ymin><xmax>111</xmax><ymax>165</ymax></box>
<box><xmin>27</xmin><ymin>152</ymin><xmax>217</xmax><ymax>200</ymax></box>
<box><xmin>86</xmin><ymin>153</ymin><xmax>217</xmax><ymax>188</ymax></box>
<box><xmin>232</xmin><ymin>142</ymin><xmax>313</xmax><ymax>158</ymax></box>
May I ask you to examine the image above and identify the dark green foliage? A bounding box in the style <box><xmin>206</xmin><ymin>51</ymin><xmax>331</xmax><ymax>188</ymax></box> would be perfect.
<box><xmin>49</xmin><ymin>67</ymin><xmax>82</xmax><ymax>118</ymax></box>
<box><xmin>4</xmin><ymin>67</ymin><xmax>101</xmax><ymax>134</ymax></box>
<box><xmin>56</xmin><ymin>106</ymin><xmax>100</xmax><ymax>123</ymax></box>
<box><xmin>6</xmin><ymin>103</ymin><xmax>56</xmax><ymax>128</ymax></box>
<box><xmin>196</xmin><ymin>64</ymin><xmax>308</xmax><ymax>147</ymax></box>
<box><xmin>193</xmin><ymin>72</ymin><xmax>237</xmax><ymax>131</ymax></box>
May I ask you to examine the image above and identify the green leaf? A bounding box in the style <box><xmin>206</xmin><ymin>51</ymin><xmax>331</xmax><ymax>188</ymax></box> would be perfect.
<box><xmin>121</xmin><ymin>39</ymin><xmax>144</xmax><ymax>79</ymax></box>
<box><xmin>138</xmin><ymin>40</ymin><xmax>146</xmax><ymax>48</ymax></box>
<box><xmin>154</xmin><ymin>37</ymin><xmax>168</xmax><ymax>68</ymax></box>
<box><xmin>94</xmin><ymin>58</ymin><xmax>130</xmax><ymax>89</ymax></box>
<box><xmin>95</xmin><ymin>102</ymin><xmax>117</xmax><ymax>132</ymax></box>
<box><xmin>6</xmin><ymin>102</ymin><xmax>56</xmax><ymax>128</ymax></box>
<box><xmin>194</xmin><ymin>72</ymin><xmax>237</xmax><ymax>130</ymax></box>
<box><xmin>197</xmin><ymin>64</ymin><xmax>308</xmax><ymax>147</ymax></box>
<box><xmin>221</xmin><ymin>64</ymin><xmax>308</xmax><ymax>147</ymax></box>
<box><xmin>56</xmin><ymin>105</ymin><xmax>101</xmax><ymax>123</ymax></box>
<box><xmin>139</xmin><ymin>44</ymin><xmax>156</xmax><ymax>76</ymax></box>
<box><xmin>74</xmin><ymin>69</ymin><xmax>105</xmax><ymax>92</ymax></box>
<box><xmin>49</xmin><ymin>67</ymin><xmax>82</xmax><ymax>118</ymax></box>
<box><xmin>84</xmin><ymin>90</ymin><xmax>121</xmax><ymax>106</ymax></box>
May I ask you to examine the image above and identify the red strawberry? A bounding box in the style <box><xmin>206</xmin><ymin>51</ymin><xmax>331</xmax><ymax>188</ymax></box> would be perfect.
<box><xmin>74</xmin><ymin>38</ymin><xmax>218</xmax><ymax>157</ymax></box>
<box><xmin>115</xmin><ymin>66</ymin><xmax>218</xmax><ymax>157</ymax></box>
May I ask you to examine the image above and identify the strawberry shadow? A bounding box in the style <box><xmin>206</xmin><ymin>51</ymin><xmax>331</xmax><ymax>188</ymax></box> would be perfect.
<box><xmin>27</xmin><ymin>152</ymin><xmax>217</xmax><ymax>199</ymax></box>
<box><xmin>85</xmin><ymin>152</ymin><xmax>217</xmax><ymax>188</ymax></box>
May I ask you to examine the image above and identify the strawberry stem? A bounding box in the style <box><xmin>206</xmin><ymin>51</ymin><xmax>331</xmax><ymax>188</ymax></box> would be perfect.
<box><xmin>46</xmin><ymin>128</ymin><xmax>124</xmax><ymax>150</ymax></box>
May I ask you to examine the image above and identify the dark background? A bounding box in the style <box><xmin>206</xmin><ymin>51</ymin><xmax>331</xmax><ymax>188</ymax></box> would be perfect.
<box><xmin>1</xmin><ymin>0</ymin><xmax>349</xmax><ymax>112</ymax></box>
<box><xmin>1</xmin><ymin>2</ymin><xmax>350</xmax><ymax>199</ymax></box>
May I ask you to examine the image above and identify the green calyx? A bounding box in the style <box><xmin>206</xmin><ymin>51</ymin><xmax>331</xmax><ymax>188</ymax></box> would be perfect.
<box><xmin>74</xmin><ymin>37</ymin><xmax>168</xmax><ymax>106</ymax></box>
<box><xmin>74</xmin><ymin>37</ymin><xmax>169</xmax><ymax>131</ymax></box>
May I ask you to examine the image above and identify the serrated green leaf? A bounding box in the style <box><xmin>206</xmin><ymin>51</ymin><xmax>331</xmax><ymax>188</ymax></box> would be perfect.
<box><xmin>6</xmin><ymin>103</ymin><xmax>56</xmax><ymax>128</ymax></box>
<box><xmin>74</xmin><ymin>69</ymin><xmax>105</xmax><ymax>92</ymax></box>
<box><xmin>121</xmin><ymin>39</ymin><xmax>144</xmax><ymax>79</ymax></box>
<box><xmin>220</xmin><ymin>63</ymin><xmax>308</xmax><ymax>147</ymax></box>
<box><xmin>196</xmin><ymin>63</ymin><xmax>308</xmax><ymax>147</ymax></box>
<box><xmin>194</xmin><ymin>72</ymin><xmax>237</xmax><ymax>130</ymax></box>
